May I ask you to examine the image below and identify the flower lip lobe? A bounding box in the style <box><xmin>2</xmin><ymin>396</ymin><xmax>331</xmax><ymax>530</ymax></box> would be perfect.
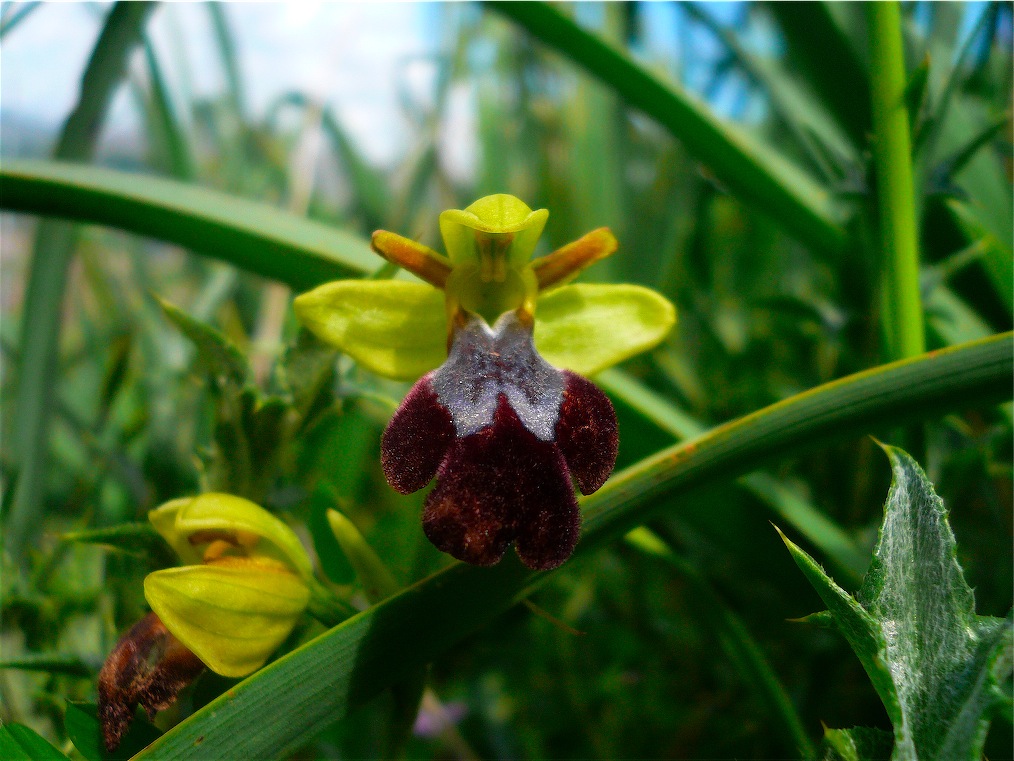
<box><xmin>383</xmin><ymin>308</ymin><xmax>618</xmax><ymax>570</ymax></box>
<box><xmin>381</xmin><ymin>374</ymin><xmax>455</xmax><ymax>494</ymax></box>
<box><xmin>432</xmin><ymin>311</ymin><xmax>564</xmax><ymax>441</ymax></box>
<box><xmin>423</xmin><ymin>394</ymin><xmax>580</xmax><ymax>570</ymax></box>
<box><xmin>555</xmin><ymin>371</ymin><xmax>619</xmax><ymax>494</ymax></box>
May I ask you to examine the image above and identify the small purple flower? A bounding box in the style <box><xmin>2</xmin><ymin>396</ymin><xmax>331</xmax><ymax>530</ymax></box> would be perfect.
<box><xmin>381</xmin><ymin>311</ymin><xmax>617</xmax><ymax>570</ymax></box>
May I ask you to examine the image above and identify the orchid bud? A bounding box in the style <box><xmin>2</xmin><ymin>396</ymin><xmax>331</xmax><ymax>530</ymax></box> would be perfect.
<box><xmin>144</xmin><ymin>494</ymin><xmax>313</xmax><ymax>677</ymax></box>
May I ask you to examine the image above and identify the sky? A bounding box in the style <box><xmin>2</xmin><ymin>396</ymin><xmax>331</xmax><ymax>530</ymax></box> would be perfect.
<box><xmin>0</xmin><ymin>2</ymin><xmax>753</xmax><ymax>169</ymax></box>
<box><xmin>0</xmin><ymin>2</ymin><xmax>994</xmax><ymax>169</ymax></box>
<box><xmin>1</xmin><ymin>3</ymin><xmax>446</xmax><ymax>166</ymax></box>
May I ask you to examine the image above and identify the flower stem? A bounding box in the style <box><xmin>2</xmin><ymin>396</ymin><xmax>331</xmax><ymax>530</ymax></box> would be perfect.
<box><xmin>305</xmin><ymin>578</ymin><xmax>356</xmax><ymax>628</ymax></box>
<box><xmin>868</xmin><ymin>1</ymin><xmax>925</xmax><ymax>361</ymax></box>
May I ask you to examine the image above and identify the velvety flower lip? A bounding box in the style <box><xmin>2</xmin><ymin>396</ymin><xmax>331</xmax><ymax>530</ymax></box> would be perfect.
<box><xmin>432</xmin><ymin>310</ymin><xmax>564</xmax><ymax>440</ymax></box>
<box><xmin>382</xmin><ymin>311</ymin><xmax>618</xmax><ymax>570</ymax></box>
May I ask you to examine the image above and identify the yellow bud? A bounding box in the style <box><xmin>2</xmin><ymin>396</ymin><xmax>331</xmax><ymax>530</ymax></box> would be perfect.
<box><xmin>144</xmin><ymin>558</ymin><xmax>310</xmax><ymax>678</ymax></box>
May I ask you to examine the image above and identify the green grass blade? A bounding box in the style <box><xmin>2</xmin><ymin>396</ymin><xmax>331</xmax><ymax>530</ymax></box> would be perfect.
<box><xmin>5</xmin><ymin>2</ymin><xmax>154</xmax><ymax>561</ymax></box>
<box><xmin>320</xmin><ymin>107</ymin><xmax>390</xmax><ymax>229</ymax></box>
<box><xmin>868</xmin><ymin>2</ymin><xmax>925</xmax><ymax>362</ymax></box>
<box><xmin>597</xmin><ymin>369</ymin><xmax>868</xmax><ymax>580</ymax></box>
<box><xmin>0</xmin><ymin>652</ymin><xmax>96</xmax><ymax>677</ymax></box>
<box><xmin>208</xmin><ymin>3</ymin><xmax>245</xmax><ymax>118</ymax></box>
<box><xmin>0</xmin><ymin>723</ymin><xmax>70</xmax><ymax>761</ymax></box>
<box><xmin>143</xmin><ymin>37</ymin><xmax>195</xmax><ymax>180</ymax></box>
<box><xmin>684</xmin><ymin>3</ymin><xmax>855</xmax><ymax>181</ymax></box>
<box><xmin>489</xmin><ymin>1</ymin><xmax>847</xmax><ymax>256</ymax></box>
<box><xmin>206</xmin><ymin>3</ymin><xmax>248</xmax><ymax>190</ymax></box>
<box><xmin>0</xmin><ymin>160</ymin><xmax>377</xmax><ymax>288</ymax></box>
<box><xmin>134</xmin><ymin>334</ymin><xmax>1011</xmax><ymax>760</ymax></box>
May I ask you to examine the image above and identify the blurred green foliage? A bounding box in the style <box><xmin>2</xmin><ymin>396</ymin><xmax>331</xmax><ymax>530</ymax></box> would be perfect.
<box><xmin>1</xmin><ymin>2</ymin><xmax>1011</xmax><ymax>759</ymax></box>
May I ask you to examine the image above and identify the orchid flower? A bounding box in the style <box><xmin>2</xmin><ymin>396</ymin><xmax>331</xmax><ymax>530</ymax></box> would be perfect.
<box><xmin>295</xmin><ymin>195</ymin><xmax>675</xmax><ymax>570</ymax></box>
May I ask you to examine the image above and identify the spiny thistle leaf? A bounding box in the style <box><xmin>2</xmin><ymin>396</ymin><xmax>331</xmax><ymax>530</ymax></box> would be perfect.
<box><xmin>780</xmin><ymin>445</ymin><xmax>1013</xmax><ymax>761</ymax></box>
<box><xmin>820</xmin><ymin>726</ymin><xmax>893</xmax><ymax>761</ymax></box>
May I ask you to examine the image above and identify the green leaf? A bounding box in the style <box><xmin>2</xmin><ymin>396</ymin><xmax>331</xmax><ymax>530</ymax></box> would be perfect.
<box><xmin>0</xmin><ymin>160</ymin><xmax>377</xmax><ymax>290</ymax></box>
<box><xmin>280</xmin><ymin>329</ymin><xmax>338</xmax><ymax>424</ymax></box>
<box><xmin>684</xmin><ymin>2</ymin><xmax>855</xmax><ymax>181</ymax></box>
<box><xmin>0</xmin><ymin>2</ymin><xmax>42</xmax><ymax>40</ymax></box>
<box><xmin>931</xmin><ymin>112</ymin><xmax>1009</xmax><ymax>182</ymax></box>
<box><xmin>781</xmin><ymin>445</ymin><xmax>1013</xmax><ymax>760</ymax></box>
<box><xmin>625</xmin><ymin>527</ymin><xmax>815</xmax><ymax>758</ymax></box>
<box><xmin>598</xmin><ymin>369</ymin><xmax>868</xmax><ymax>581</ymax></box>
<box><xmin>293</xmin><ymin>280</ymin><xmax>446</xmax><ymax>381</ymax></box>
<box><xmin>62</xmin><ymin>522</ymin><xmax>177</xmax><ymax>567</ymax></box>
<box><xmin>904</xmin><ymin>54</ymin><xmax>931</xmax><ymax>141</ymax></box>
<box><xmin>65</xmin><ymin>702</ymin><xmax>161</xmax><ymax>761</ymax></box>
<box><xmin>945</xmin><ymin>198</ymin><xmax>1014</xmax><ymax>312</ymax></box>
<box><xmin>156</xmin><ymin>296</ymin><xmax>250</xmax><ymax>385</ymax></box>
<box><xmin>533</xmin><ymin>284</ymin><xmax>676</xmax><ymax>376</ymax></box>
<box><xmin>821</xmin><ymin>726</ymin><xmax>894</xmax><ymax>761</ymax></box>
<box><xmin>491</xmin><ymin>2</ymin><xmax>847</xmax><ymax>255</ymax></box>
<box><xmin>142</xmin><ymin>37</ymin><xmax>195</xmax><ymax>181</ymax></box>
<box><xmin>765</xmin><ymin>2</ymin><xmax>871</xmax><ymax>149</ymax></box>
<box><xmin>0</xmin><ymin>723</ymin><xmax>70</xmax><ymax>760</ymax></box>
<box><xmin>131</xmin><ymin>335</ymin><xmax>1012</xmax><ymax>760</ymax></box>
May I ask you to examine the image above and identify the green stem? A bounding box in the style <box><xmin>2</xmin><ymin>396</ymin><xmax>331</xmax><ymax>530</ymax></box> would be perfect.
<box><xmin>6</xmin><ymin>3</ymin><xmax>154</xmax><ymax>561</ymax></box>
<box><xmin>305</xmin><ymin>578</ymin><xmax>357</xmax><ymax>629</ymax></box>
<box><xmin>868</xmin><ymin>2</ymin><xmax>925</xmax><ymax>361</ymax></box>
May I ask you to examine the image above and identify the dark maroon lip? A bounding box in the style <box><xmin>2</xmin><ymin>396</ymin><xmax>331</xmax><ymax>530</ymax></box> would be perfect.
<box><xmin>381</xmin><ymin>310</ymin><xmax>618</xmax><ymax>570</ymax></box>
